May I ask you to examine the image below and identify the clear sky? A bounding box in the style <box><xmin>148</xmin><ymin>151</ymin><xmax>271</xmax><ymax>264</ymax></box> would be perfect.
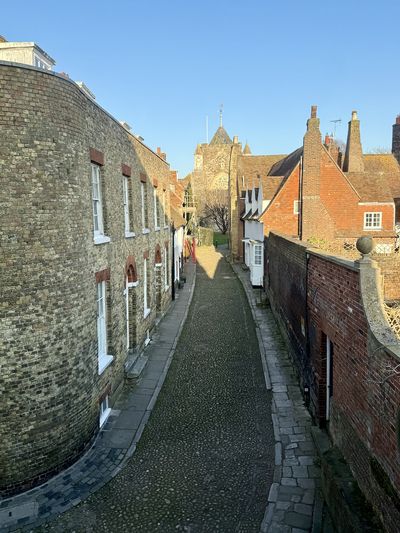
<box><xmin>2</xmin><ymin>0</ymin><xmax>400</xmax><ymax>177</ymax></box>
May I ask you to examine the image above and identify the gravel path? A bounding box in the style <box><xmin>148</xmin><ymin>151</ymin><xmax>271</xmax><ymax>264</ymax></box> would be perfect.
<box><xmin>37</xmin><ymin>247</ymin><xmax>274</xmax><ymax>533</ymax></box>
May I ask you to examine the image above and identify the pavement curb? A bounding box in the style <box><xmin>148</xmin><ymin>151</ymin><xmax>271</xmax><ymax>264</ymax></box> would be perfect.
<box><xmin>0</xmin><ymin>262</ymin><xmax>196</xmax><ymax>533</ymax></box>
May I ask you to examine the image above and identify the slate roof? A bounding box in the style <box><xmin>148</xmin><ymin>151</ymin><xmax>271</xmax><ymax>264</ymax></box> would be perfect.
<box><xmin>209</xmin><ymin>126</ymin><xmax>232</xmax><ymax>145</ymax></box>
<box><xmin>268</xmin><ymin>147</ymin><xmax>303</xmax><ymax>177</ymax></box>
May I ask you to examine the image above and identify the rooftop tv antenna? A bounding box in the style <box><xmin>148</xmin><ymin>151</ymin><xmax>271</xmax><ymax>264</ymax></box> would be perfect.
<box><xmin>219</xmin><ymin>103</ymin><xmax>223</xmax><ymax>127</ymax></box>
<box><xmin>330</xmin><ymin>119</ymin><xmax>341</xmax><ymax>138</ymax></box>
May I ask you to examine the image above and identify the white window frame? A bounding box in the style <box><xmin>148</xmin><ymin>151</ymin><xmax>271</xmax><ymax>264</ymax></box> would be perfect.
<box><xmin>163</xmin><ymin>191</ymin><xmax>168</xmax><ymax>227</ymax></box>
<box><xmin>92</xmin><ymin>164</ymin><xmax>110</xmax><ymax>244</ymax></box>
<box><xmin>254</xmin><ymin>244</ymin><xmax>262</xmax><ymax>266</ymax></box>
<box><xmin>123</xmin><ymin>176</ymin><xmax>135</xmax><ymax>238</ymax></box>
<box><xmin>99</xmin><ymin>395</ymin><xmax>111</xmax><ymax>427</ymax></box>
<box><xmin>141</xmin><ymin>181</ymin><xmax>150</xmax><ymax>233</ymax></box>
<box><xmin>33</xmin><ymin>52</ymin><xmax>51</xmax><ymax>70</ymax></box>
<box><xmin>143</xmin><ymin>258</ymin><xmax>150</xmax><ymax>318</ymax></box>
<box><xmin>293</xmin><ymin>200</ymin><xmax>301</xmax><ymax>215</ymax></box>
<box><xmin>97</xmin><ymin>281</ymin><xmax>113</xmax><ymax>374</ymax></box>
<box><xmin>154</xmin><ymin>187</ymin><xmax>160</xmax><ymax>230</ymax></box>
<box><xmin>364</xmin><ymin>211</ymin><xmax>382</xmax><ymax>230</ymax></box>
<box><xmin>164</xmin><ymin>246</ymin><xmax>169</xmax><ymax>290</ymax></box>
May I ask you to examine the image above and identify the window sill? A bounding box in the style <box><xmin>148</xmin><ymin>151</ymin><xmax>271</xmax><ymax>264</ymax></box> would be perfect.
<box><xmin>125</xmin><ymin>231</ymin><xmax>136</xmax><ymax>238</ymax></box>
<box><xmin>99</xmin><ymin>407</ymin><xmax>111</xmax><ymax>428</ymax></box>
<box><xmin>164</xmin><ymin>225</ymin><xmax>169</xmax><ymax>229</ymax></box>
<box><xmin>155</xmin><ymin>226</ymin><xmax>160</xmax><ymax>232</ymax></box>
<box><xmin>164</xmin><ymin>285</ymin><xmax>169</xmax><ymax>292</ymax></box>
<box><xmin>94</xmin><ymin>235</ymin><xmax>111</xmax><ymax>245</ymax></box>
<box><xmin>142</xmin><ymin>228</ymin><xmax>150</xmax><ymax>235</ymax></box>
<box><xmin>98</xmin><ymin>354</ymin><xmax>114</xmax><ymax>375</ymax></box>
<box><xmin>363</xmin><ymin>227</ymin><xmax>382</xmax><ymax>231</ymax></box>
<box><xmin>143</xmin><ymin>308</ymin><xmax>151</xmax><ymax>319</ymax></box>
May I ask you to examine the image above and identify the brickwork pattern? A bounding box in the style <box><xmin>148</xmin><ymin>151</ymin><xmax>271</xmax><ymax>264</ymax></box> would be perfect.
<box><xmin>0</xmin><ymin>64</ymin><xmax>173</xmax><ymax>495</ymax></box>
<box><xmin>265</xmin><ymin>231</ymin><xmax>400</xmax><ymax>531</ymax></box>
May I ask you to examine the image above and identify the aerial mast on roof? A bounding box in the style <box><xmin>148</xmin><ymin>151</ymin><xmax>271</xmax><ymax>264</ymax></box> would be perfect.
<box><xmin>219</xmin><ymin>103</ymin><xmax>223</xmax><ymax>127</ymax></box>
<box><xmin>330</xmin><ymin>119</ymin><xmax>341</xmax><ymax>139</ymax></box>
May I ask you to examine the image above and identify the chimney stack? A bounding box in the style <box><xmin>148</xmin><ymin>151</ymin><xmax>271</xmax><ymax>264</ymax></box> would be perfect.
<box><xmin>301</xmin><ymin>106</ymin><xmax>323</xmax><ymax>240</ymax></box>
<box><xmin>392</xmin><ymin>115</ymin><xmax>400</xmax><ymax>162</ymax></box>
<box><xmin>343</xmin><ymin>110</ymin><xmax>364</xmax><ymax>173</ymax></box>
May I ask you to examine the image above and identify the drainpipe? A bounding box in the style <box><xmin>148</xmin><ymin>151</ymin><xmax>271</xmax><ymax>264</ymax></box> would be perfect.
<box><xmin>298</xmin><ymin>156</ymin><xmax>303</xmax><ymax>240</ymax></box>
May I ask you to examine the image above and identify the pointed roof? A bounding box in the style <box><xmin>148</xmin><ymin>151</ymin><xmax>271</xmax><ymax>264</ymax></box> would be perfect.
<box><xmin>209</xmin><ymin>126</ymin><xmax>232</xmax><ymax>145</ymax></box>
<box><xmin>243</xmin><ymin>142</ymin><xmax>251</xmax><ymax>155</ymax></box>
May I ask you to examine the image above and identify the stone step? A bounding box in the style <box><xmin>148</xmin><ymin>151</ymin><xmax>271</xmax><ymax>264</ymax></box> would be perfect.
<box><xmin>126</xmin><ymin>354</ymin><xmax>149</xmax><ymax>381</ymax></box>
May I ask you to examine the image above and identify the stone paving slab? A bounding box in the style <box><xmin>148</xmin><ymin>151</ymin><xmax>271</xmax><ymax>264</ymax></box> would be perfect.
<box><xmin>230</xmin><ymin>259</ymin><xmax>321</xmax><ymax>533</ymax></box>
<box><xmin>0</xmin><ymin>262</ymin><xmax>196</xmax><ymax>533</ymax></box>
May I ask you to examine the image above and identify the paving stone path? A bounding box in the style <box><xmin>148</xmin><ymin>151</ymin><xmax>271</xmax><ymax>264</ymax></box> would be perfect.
<box><xmin>231</xmin><ymin>260</ymin><xmax>321</xmax><ymax>532</ymax></box>
<box><xmin>34</xmin><ymin>247</ymin><xmax>275</xmax><ymax>532</ymax></box>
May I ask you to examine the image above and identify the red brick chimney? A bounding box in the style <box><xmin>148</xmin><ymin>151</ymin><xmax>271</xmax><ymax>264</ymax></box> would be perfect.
<box><xmin>392</xmin><ymin>115</ymin><xmax>400</xmax><ymax>163</ymax></box>
<box><xmin>301</xmin><ymin>106</ymin><xmax>323</xmax><ymax>240</ymax></box>
<box><xmin>343</xmin><ymin>111</ymin><xmax>364</xmax><ymax>173</ymax></box>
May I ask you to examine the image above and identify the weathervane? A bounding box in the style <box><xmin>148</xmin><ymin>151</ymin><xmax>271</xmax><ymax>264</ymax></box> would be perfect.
<box><xmin>219</xmin><ymin>104</ymin><xmax>223</xmax><ymax>127</ymax></box>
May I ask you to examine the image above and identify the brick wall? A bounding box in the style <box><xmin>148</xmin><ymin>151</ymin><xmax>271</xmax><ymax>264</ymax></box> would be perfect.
<box><xmin>261</xmin><ymin>166</ymin><xmax>301</xmax><ymax>238</ymax></box>
<box><xmin>265</xmin><ymin>233</ymin><xmax>310</xmax><ymax>391</ymax></box>
<box><xmin>265</xmin><ymin>232</ymin><xmax>400</xmax><ymax>531</ymax></box>
<box><xmin>308</xmin><ymin>252</ymin><xmax>400</xmax><ymax>531</ymax></box>
<box><xmin>0</xmin><ymin>64</ymin><xmax>173</xmax><ymax>495</ymax></box>
<box><xmin>375</xmin><ymin>254</ymin><xmax>400</xmax><ymax>300</ymax></box>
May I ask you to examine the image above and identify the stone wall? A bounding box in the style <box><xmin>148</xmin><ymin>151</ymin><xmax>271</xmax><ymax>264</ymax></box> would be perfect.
<box><xmin>264</xmin><ymin>231</ymin><xmax>400</xmax><ymax>531</ymax></box>
<box><xmin>0</xmin><ymin>63</ymin><xmax>173</xmax><ymax>495</ymax></box>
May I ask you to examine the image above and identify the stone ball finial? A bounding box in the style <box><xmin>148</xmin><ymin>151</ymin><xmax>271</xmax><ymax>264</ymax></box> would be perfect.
<box><xmin>356</xmin><ymin>236</ymin><xmax>374</xmax><ymax>257</ymax></box>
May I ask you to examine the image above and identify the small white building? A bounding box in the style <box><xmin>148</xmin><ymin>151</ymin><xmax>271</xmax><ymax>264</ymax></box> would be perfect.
<box><xmin>0</xmin><ymin>36</ymin><xmax>55</xmax><ymax>70</ymax></box>
<box><xmin>241</xmin><ymin>177</ymin><xmax>269</xmax><ymax>286</ymax></box>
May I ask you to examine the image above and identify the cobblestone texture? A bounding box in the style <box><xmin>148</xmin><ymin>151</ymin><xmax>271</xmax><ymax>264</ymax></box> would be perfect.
<box><xmin>31</xmin><ymin>247</ymin><xmax>274</xmax><ymax>532</ymax></box>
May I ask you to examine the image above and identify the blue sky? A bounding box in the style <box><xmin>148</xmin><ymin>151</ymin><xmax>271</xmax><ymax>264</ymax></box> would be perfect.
<box><xmin>3</xmin><ymin>0</ymin><xmax>400</xmax><ymax>177</ymax></box>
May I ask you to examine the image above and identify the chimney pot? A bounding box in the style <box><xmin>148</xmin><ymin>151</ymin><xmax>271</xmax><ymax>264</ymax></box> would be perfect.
<box><xmin>157</xmin><ymin>147</ymin><xmax>161</xmax><ymax>155</ymax></box>
<box><xmin>396</xmin><ymin>115</ymin><xmax>400</xmax><ymax>125</ymax></box>
<box><xmin>324</xmin><ymin>134</ymin><xmax>331</xmax><ymax>145</ymax></box>
<box><xmin>311</xmin><ymin>105</ymin><xmax>317</xmax><ymax>118</ymax></box>
<box><xmin>233</xmin><ymin>135</ymin><xmax>238</xmax><ymax>144</ymax></box>
<box><xmin>352</xmin><ymin>110</ymin><xmax>358</xmax><ymax>120</ymax></box>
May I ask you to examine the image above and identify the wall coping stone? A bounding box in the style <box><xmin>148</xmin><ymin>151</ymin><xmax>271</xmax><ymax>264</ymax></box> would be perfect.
<box><xmin>357</xmin><ymin>258</ymin><xmax>400</xmax><ymax>360</ymax></box>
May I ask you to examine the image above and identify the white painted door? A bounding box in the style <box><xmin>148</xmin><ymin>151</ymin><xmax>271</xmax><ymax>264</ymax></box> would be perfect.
<box><xmin>250</xmin><ymin>243</ymin><xmax>263</xmax><ymax>286</ymax></box>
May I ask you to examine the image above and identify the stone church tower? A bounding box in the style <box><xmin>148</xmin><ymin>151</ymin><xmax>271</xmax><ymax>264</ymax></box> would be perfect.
<box><xmin>190</xmin><ymin>115</ymin><xmax>242</xmax><ymax>240</ymax></box>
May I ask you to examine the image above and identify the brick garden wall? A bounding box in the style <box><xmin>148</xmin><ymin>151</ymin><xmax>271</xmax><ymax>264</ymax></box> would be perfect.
<box><xmin>308</xmin><ymin>253</ymin><xmax>400</xmax><ymax>532</ymax></box>
<box><xmin>0</xmin><ymin>63</ymin><xmax>173</xmax><ymax>495</ymax></box>
<box><xmin>265</xmin><ymin>232</ymin><xmax>400</xmax><ymax>531</ymax></box>
<box><xmin>375</xmin><ymin>254</ymin><xmax>400</xmax><ymax>300</ymax></box>
<box><xmin>264</xmin><ymin>233</ymin><xmax>310</xmax><ymax>392</ymax></box>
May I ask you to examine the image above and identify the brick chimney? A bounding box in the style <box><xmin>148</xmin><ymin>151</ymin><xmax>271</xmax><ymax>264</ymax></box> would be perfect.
<box><xmin>343</xmin><ymin>111</ymin><xmax>364</xmax><ymax>173</ymax></box>
<box><xmin>301</xmin><ymin>106</ymin><xmax>322</xmax><ymax>240</ymax></box>
<box><xmin>392</xmin><ymin>115</ymin><xmax>400</xmax><ymax>162</ymax></box>
<box><xmin>303</xmin><ymin>105</ymin><xmax>321</xmax><ymax>195</ymax></box>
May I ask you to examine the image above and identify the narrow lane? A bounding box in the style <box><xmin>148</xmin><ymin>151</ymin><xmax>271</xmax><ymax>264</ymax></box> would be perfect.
<box><xmin>39</xmin><ymin>247</ymin><xmax>274</xmax><ymax>532</ymax></box>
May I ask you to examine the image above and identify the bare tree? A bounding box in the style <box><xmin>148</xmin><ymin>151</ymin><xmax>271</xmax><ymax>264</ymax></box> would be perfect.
<box><xmin>202</xmin><ymin>190</ymin><xmax>229</xmax><ymax>234</ymax></box>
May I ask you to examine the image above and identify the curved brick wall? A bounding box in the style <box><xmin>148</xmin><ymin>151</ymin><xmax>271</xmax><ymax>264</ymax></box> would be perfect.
<box><xmin>0</xmin><ymin>63</ymin><xmax>172</xmax><ymax>495</ymax></box>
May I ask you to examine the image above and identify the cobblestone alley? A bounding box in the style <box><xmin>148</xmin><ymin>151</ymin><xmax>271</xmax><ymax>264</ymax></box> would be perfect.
<box><xmin>37</xmin><ymin>247</ymin><xmax>275</xmax><ymax>532</ymax></box>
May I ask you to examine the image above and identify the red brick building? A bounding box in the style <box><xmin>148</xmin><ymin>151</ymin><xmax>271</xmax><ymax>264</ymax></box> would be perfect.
<box><xmin>235</xmin><ymin>107</ymin><xmax>400</xmax><ymax>256</ymax></box>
